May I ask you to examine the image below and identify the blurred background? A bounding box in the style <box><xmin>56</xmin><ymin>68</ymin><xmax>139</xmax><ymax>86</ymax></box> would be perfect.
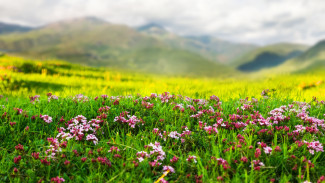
<box><xmin>0</xmin><ymin>0</ymin><xmax>324</xmax><ymax>98</ymax></box>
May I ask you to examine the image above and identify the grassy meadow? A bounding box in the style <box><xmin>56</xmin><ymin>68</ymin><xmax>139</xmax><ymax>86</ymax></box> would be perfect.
<box><xmin>1</xmin><ymin>54</ymin><xmax>325</xmax><ymax>100</ymax></box>
<box><xmin>1</xmin><ymin>54</ymin><xmax>325</xmax><ymax>182</ymax></box>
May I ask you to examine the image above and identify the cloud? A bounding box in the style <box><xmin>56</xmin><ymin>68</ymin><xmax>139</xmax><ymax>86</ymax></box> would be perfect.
<box><xmin>0</xmin><ymin>0</ymin><xmax>324</xmax><ymax>45</ymax></box>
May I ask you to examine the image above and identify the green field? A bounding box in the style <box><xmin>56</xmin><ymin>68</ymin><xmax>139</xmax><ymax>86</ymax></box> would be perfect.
<box><xmin>0</xmin><ymin>54</ymin><xmax>325</xmax><ymax>182</ymax></box>
<box><xmin>1</xmin><ymin>54</ymin><xmax>325</xmax><ymax>100</ymax></box>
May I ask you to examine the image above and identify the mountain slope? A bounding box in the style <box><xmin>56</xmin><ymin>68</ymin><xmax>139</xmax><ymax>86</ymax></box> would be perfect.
<box><xmin>233</xmin><ymin>43</ymin><xmax>308</xmax><ymax>72</ymax></box>
<box><xmin>116</xmin><ymin>47</ymin><xmax>235</xmax><ymax>76</ymax></box>
<box><xmin>0</xmin><ymin>22</ymin><xmax>32</xmax><ymax>34</ymax></box>
<box><xmin>137</xmin><ymin>23</ymin><xmax>258</xmax><ymax>64</ymax></box>
<box><xmin>271</xmin><ymin>40</ymin><xmax>325</xmax><ymax>73</ymax></box>
<box><xmin>0</xmin><ymin>17</ymin><xmax>234</xmax><ymax>77</ymax></box>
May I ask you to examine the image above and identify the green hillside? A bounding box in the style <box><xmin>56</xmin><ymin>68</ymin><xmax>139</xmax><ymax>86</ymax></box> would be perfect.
<box><xmin>232</xmin><ymin>43</ymin><xmax>308</xmax><ymax>72</ymax></box>
<box><xmin>138</xmin><ymin>23</ymin><xmax>257</xmax><ymax>63</ymax></box>
<box><xmin>271</xmin><ymin>40</ymin><xmax>325</xmax><ymax>73</ymax></box>
<box><xmin>0</xmin><ymin>17</ymin><xmax>234</xmax><ymax>77</ymax></box>
<box><xmin>115</xmin><ymin>47</ymin><xmax>236</xmax><ymax>77</ymax></box>
<box><xmin>185</xmin><ymin>36</ymin><xmax>258</xmax><ymax>63</ymax></box>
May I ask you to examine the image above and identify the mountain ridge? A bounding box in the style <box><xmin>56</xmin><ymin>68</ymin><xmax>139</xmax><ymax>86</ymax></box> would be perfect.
<box><xmin>0</xmin><ymin>18</ymin><xmax>236</xmax><ymax>77</ymax></box>
<box><xmin>0</xmin><ymin>21</ymin><xmax>32</xmax><ymax>34</ymax></box>
<box><xmin>137</xmin><ymin>23</ymin><xmax>258</xmax><ymax>63</ymax></box>
<box><xmin>232</xmin><ymin>43</ymin><xmax>309</xmax><ymax>72</ymax></box>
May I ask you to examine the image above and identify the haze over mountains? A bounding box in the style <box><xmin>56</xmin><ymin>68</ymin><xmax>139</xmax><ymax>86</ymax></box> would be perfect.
<box><xmin>0</xmin><ymin>17</ymin><xmax>324</xmax><ymax>76</ymax></box>
<box><xmin>137</xmin><ymin>23</ymin><xmax>257</xmax><ymax>63</ymax></box>
<box><xmin>0</xmin><ymin>22</ymin><xmax>32</xmax><ymax>34</ymax></box>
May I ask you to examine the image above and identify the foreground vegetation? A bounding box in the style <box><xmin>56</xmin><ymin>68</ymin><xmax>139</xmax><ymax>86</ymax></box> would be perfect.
<box><xmin>0</xmin><ymin>54</ymin><xmax>325</xmax><ymax>182</ymax></box>
<box><xmin>1</xmin><ymin>92</ymin><xmax>325</xmax><ymax>182</ymax></box>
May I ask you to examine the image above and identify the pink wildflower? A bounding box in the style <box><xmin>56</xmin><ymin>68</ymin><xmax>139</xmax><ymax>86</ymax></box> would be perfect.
<box><xmin>187</xmin><ymin>155</ymin><xmax>197</xmax><ymax>163</ymax></box>
<box><xmin>51</xmin><ymin>176</ymin><xmax>65</xmax><ymax>183</ymax></box>
<box><xmin>255</xmin><ymin>148</ymin><xmax>261</xmax><ymax>158</ymax></box>
<box><xmin>163</xmin><ymin>165</ymin><xmax>175</xmax><ymax>173</ymax></box>
<box><xmin>86</xmin><ymin>134</ymin><xmax>98</xmax><ymax>145</ymax></box>
<box><xmin>170</xmin><ymin>156</ymin><xmax>179</xmax><ymax>163</ymax></box>
<box><xmin>263</xmin><ymin>146</ymin><xmax>272</xmax><ymax>154</ymax></box>
<box><xmin>40</xmin><ymin>114</ymin><xmax>53</xmax><ymax>123</ymax></box>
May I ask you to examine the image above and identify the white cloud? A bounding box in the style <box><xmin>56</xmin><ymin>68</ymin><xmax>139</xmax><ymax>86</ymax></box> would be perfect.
<box><xmin>0</xmin><ymin>0</ymin><xmax>324</xmax><ymax>45</ymax></box>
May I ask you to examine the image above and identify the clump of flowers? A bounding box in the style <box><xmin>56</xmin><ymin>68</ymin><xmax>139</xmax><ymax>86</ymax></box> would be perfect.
<box><xmin>168</xmin><ymin>131</ymin><xmax>181</xmax><ymax>140</ymax></box>
<box><xmin>173</xmin><ymin>104</ymin><xmax>184</xmax><ymax>112</ymax></box>
<box><xmin>73</xmin><ymin>94</ymin><xmax>89</xmax><ymax>102</ymax></box>
<box><xmin>203</xmin><ymin>124</ymin><xmax>218</xmax><ymax>135</ymax></box>
<box><xmin>9</xmin><ymin>122</ymin><xmax>16</xmax><ymax>127</ymax></box>
<box><xmin>142</xmin><ymin>101</ymin><xmax>154</xmax><ymax>109</ymax></box>
<box><xmin>304</xmin><ymin>140</ymin><xmax>324</xmax><ymax>155</ymax></box>
<box><xmin>159</xmin><ymin>92</ymin><xmax>175</xmax><ymax>103</ymax></box>
<box><xmin>251</xmin><ymin>160</ymin><xmax>265</xmax><ymax>171</ymax></box>
<box><xmin>114</xmin><ymin>111</ymin><xmax>143</xmax><ymax>128</ymax></box>
<box><xmin>40</xmin><ymin>114</ymin><xmax>53</xmax><ymax>123</ymax></box>
<box><xmin>48</xmin><ymin>94</ymin><xmax>59</xmax><ymax>102</ymax></box>
<box><xmin>98</xmin><ymin>106</ymin><xmax>110</xmax><ymax>113</ymax></box>
<box><xmin>261</xmin><ymin>89</ymin><xmax>270</xmax><ymax>98</ymax></box>
<box><xmin>187</xmin><ymin>155</ymin><xmax>197</xmax><ymax>163</ymax></box>
<box><xmin>29</xmin><ymin>95</ymin><xmax>40</xmax><ymax>104</ymax></box>
<box><xmin>56</xmin><ymin>115</ymin><xmax>101</xmax><ymax>145</ymax></box>
<box><xmin>51</xmin><ymin>176</ymin><xmax>65</xmax><ymax>183</ymax></box>
<box><xmin>163</xmin><ymin>165</ymin><xmax>175</xmax><ymax>173</ymax></box>
<box><xmin>14</xmin><ymin>155</ymin><xmax>21</xmax><ymax>164</ymax></box>
<box><xmin>14</xmin><ymin>108</ymin><xmax>23</xmax><ymax>115</ymax></box>
<box><xmin>170</xmin><ymin>156</ymin><xmax>179</xmax><ymax>163</ymax></box>
<box><xmin>45</xmin><ymin>137</ymin><xmax>61</xmax><ymax>157</ymax></box>
<box><xmin>136</xmin><ymin>142</ymin><xmax>166</xmax><ymax>167</ymax></box>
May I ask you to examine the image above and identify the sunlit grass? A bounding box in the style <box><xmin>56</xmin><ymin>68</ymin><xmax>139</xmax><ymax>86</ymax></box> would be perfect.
<box><xmin>1</xmin><ymin>54</ymin><xmax>325</xmax><ymax>182</ymax></box>
<box><xmin>0</xmin><ymin>54</ymin><xmax>324</xmax><ymax>101</ymax></box>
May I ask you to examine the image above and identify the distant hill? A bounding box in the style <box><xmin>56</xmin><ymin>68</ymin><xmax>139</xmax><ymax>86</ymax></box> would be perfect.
<box><xmin>0</xmin><ymin>17</ymin><xmax>235</xmax><ymax>77</ymax></box>
<box><xmin>137</xmin><ymin>23</ymin><xmax>168</xmax><ymax>35</ymax></box>
<box><xmin>271</xmin><ymin>40</ymin><xmax>325</xmax><ymax>73</ymax></box>
<box><xmin>137</xmin><ymin>23</ymin><xmax>258</xmax><ymax>63</ymax></box>
<box><xmin>0</xmin><ymin>22</ymin><xmax>32</xmax><ymax>34</ymax></box>
<box><xmin>185</xmin><ymin>36</ymin><xmax>258</xmax><ymax>63</ymax></box>
<box><xmin>233</xmin><ymin>43</ymin><xmax>309</xmax><ymax>72</ymax></box>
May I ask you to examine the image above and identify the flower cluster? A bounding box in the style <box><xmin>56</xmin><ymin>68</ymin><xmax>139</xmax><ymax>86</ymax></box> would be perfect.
<box><xmin>29</xmin><ymin>95</ymin><xmax>40</xmax><ymax>104</ymax></box>
<box><xmin>73</xmin><ymin>94</ymin><xmax>89</xmax><ymax>102</ymax></box>
<box><xmin>114</xmin><ymin>112</ymin><xmax>143</xmax><ymax>128</ymax></box>
<box><xmin>51</xmin><ymin>176</ymin><xmax>65</xmax><ymax>183</ymax></box>
<box><xmin>40</xmin><ymin>114</ymin><xmax>53</xmax><ymax>123</ymax></box>
<box><xmin>137</xmin><ymin>142</ymin><xmax>166</xmax><ymax>168</ymax></box>
<box><xmin>48</xmin><ymin>95</ymin><xmax>59</xmax><ymax>102</ymax></box>
<box><xmin>56</xmin><ymin>115</ymin><xmax>100</xmax><ymax>145</ymax></box>
<box><xmin>186</xmin><ymin>155</ymin><xmax>197</xmax><ymax>163</ymax></box>
<box><xmin>302</xmin><ymin>140</ymin><xmax>324</xmax><ymax>155</ymax></box>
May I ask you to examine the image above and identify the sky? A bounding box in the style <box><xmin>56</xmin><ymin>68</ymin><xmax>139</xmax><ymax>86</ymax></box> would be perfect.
<box><xmin>0</xmin><ymin>0</ymin><xmax>324</xmax><ymax>45</ymax></box>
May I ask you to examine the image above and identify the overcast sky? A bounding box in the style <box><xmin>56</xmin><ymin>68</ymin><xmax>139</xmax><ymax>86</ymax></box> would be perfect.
<box><xmin>0</xmin><ymin>0</ymin><xmax>324</xmax><ymax>45</ymax></box>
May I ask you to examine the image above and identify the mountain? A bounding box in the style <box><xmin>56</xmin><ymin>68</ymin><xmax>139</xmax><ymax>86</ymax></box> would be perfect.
<box><xmin>185</xmin><ymin>36</ymin><xmax>258</xmax><ymax>63</ymax></box>
<box><xmin>0</xmin><ymin>17</ymin><xmax>235</xmax><ymax>77</ymax></box>
<box><xmin>137</xmin><ymin>23</ymin><xmax>258</xmax><ymax>64</ymax></box>
<box><xmin>271</xmin><ymin>40</ymin><xmax>325</xmax><ymax>73</ymax></box>
<box><xmin>0</xmin><ymin>22</ymin><xmax>32</xmax><ymax>34</ymax></box>
<box><xmin>233</xmin><ymin>43</ymin><xmax>309</xmax><ymax>72</ymax></box>
<box><xmin>137</xmin><ymin>23</ymin><xmax>168</xmax><ymax>35</ymax></box>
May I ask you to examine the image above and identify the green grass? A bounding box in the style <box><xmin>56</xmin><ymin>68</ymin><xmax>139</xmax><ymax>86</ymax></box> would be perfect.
<box><xmin>1</xmin><ymin>54</ymin><xmax>325</xmax><ymax>100</ymax></box>
<box><xmin>1</xmin><ymin>90</ymin><xmax>325</xmax><ymax>182</ymax></box>
<box><xmin>0</xmin><ymin>54</ymin><xmax>325</xmax><ymax>182</ymax></box>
